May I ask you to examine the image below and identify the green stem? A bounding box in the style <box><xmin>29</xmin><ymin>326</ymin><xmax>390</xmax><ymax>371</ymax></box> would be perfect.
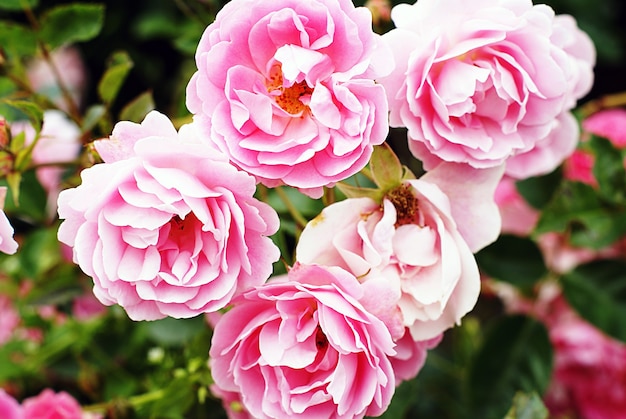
<box><xmin>275</xmin><ymin>186</ymin><xmax>308</xmax><ymax>229</ymax></box>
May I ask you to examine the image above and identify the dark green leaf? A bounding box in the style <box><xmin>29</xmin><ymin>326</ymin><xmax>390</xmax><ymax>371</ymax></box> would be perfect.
<box><xmin>39</xmin><ymin>3</ymin><xmax>105</xmax><ymax>49</ymax></box>
<box><xmin>515</xmin><ymin>169</ymin><xmax>562</xmax><ymax>210</ymax></box>
<box><xmin>146</xmin><ymin>316</ymin><xmax>206</xmax><ymax>347</ymax></box>
<box><xmin>0</xmin><ymin>20</ymin><xmax>37</xmax><ymax>56</ymax></box>
<box><xmin>561</xmin><ymin>260</ymin><xmax>626</xmax><ymax>342</ymax></box>
<box><xmin>3</xmin><ymin>99</ymin><xmax>43</xmax><ymax>133</ymax></box>
<box><xmin>1</xmin><ymin>169</ymin><xmax>47</xmax><ymax>221</ymax></box>
<box><xmin>119</xmin><ymin>90</ymin><xmax>155</xmax><ymax>122</ymax></box>
<box><xmin>98</xmin><ymin>51</ymin><xmax>133</xmax><ymax>105</ymax></box>
<box><xmin>503</xmin><ymin>392</ymin><xmax>549</xmax><ymax>419</ymax></box>
<box><xmin>589</xmin><ymin>135</ymin><xmax>626</xmax><ymax>204</ymax></box>
<box><xmin>468</xmin><ymin>315</ymin><xmax>553</xmax><ymax>419</ymax></box>
<box><xmin>476</xmin><ymin>235</ymin><xmax>547</xmax><ymax>289</ymax></box>
<box><xmin>0</xmin><ymin>0</ymin><xmax>38</xmax><ymax>11</ymax></box>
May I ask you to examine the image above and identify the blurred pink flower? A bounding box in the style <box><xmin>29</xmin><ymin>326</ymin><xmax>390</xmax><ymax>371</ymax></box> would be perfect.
<box><xmin>365</xmin><ymin>0</ymin><xmax>391</xmax><ymax>26</ymax></box>
<box><xmin>186</xmin><ymin>0</ymin><xmax>393</xmax><ymax>198</ymax></box>
<box><xmin>0</xmin><ymin>389</ymin><xmax>21</xmax><ymax>419</ymax></box>
<box><xmin>297</xmin><ymin>163</ymin><xmax>503</xmax><ymax>341</ymax></box>
<box><xmin>72</xmin><ymin>292</ymin><xmax>107</xmax><ymax>322</ymax></box>
<box><xmin>0</xmin><ymin>187</ymin><xmax>18</xmax><ymax>255</ymax></box>
<box><xmin>583</xmin><ymin>108</ymin><xmax>626</xmax><ymax>149</ymax></box>
<box><xmin>379</xmin><ymin>0</ymin><xmax>594</xmax><ymax>174</ymax></box>
<box><xmin>57</xmin><ymin>111</ymin><xmax>280</xmax><ymax>321</ymax></box>
<box><xmin>27</xmin><ymin>46</ymin><xmax>87</xmax><ymax>112</ymax></box>
<box><xmin>22</xmin><ymin>389</ymin><xmax>83</xmax><ymax>419</ymax></box>
<box><xmin>563</xmin><ymin>149</ymin><xmax>597</xmax><ymax>187</ymax></box>
<box><xmin>210</xmin><ymin>263</ymin><xmax>396</xmax><ymax>419</ymax></box>
<box><xmin>494</xmin><ymin>176</ymin><xmax>539</xmax><ymax>236</ymax></box>
<box><xmin>10</xmin><ymin>110</ymin><xmax>82</xmax><ymax>217</ymax></box>
<box><xmin>0</xmin><ymin>296</ymin><xmax>19</xmax><ymax>346</ymax></box>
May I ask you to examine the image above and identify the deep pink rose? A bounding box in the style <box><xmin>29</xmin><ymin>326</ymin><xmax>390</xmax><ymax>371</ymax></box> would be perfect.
<box><xmin>0</xmin><ymin>187</ymin><xmax>18</xmax><ymax>255</ymax></box>
<box><xmin>209</xmin><ymin>263</ymin><xmax>396</xmax><ymax>418</ymax></box>
<box><xmin>583</xmin><ymin>108</ymin><xmax>626</xmax><ymax>149</ymax></box>
<box><xmin>379</xmin><ymin>0</ymin><xmax>594</xmax><ymax>172</ymax></box>
<box><xmin>0</xmin><ymin>389</ymin><xmax>21</xmax><ymax>419</ymax></box>
<box><xmin>186</xmin><ymin>0</ymin><xmax>393</xmax><ymax>198</ymax></box>
<box><xmin>57</xmin><ymin>111</ymin><xmax>280</xmax><ymax>321</ymax></box>
<box><xmin>22</xmin><ymin>389</ymin><xmax>83</xmax><ymax>419</ymax></box>
<box><xmin>297</xmin><ymin>163</ymin><xmax>503</xmax><ymax>340</ymax></box>
<box><xmin>563</xmin><ymin>148</ymin><xmax>597</xmax><ymax>187</ymax></box>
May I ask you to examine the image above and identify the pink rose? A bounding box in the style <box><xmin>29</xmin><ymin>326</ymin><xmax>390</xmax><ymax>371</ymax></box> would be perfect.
<box><xmin>72</xmin><ymin>292</ymin><xmax>107</xmax><ymax>322</ymax></box>
<box><xmin>379</xmin><ymin>0</ymin><xmax>594</xmax><ymax>172</ymax></box>
<box><xmin>10</xmin><ymin>110</ymin><xmax>82</xmax><ymax>217</ymax></box>
<box><xmin>0</xmin><ymin>187</ymin><xmax>18</xmax><ymax>255</ymax></box>
<box><xmin>186</xmin><ymin>0</ymin><xmax>393</xmax><ymax>198</ymax></box>
<box><xmin>57</xmin><ymin>111</ymin><xmax>280</xmax><ymax>321</ymax></box>
<box><xmin>563</xmin><ymin>148</ymin><xmax>597</xmax><ymax>187</ymax></box>
<box><xmin>0</xmin><ymin>295</ymin><xmax>19</xmax><ymax>345</ymax></box>
<box><xmin>22</xmin><ymin>389</ymin><xmax>83</xmax><ymax>419</ymax></box>
<box><xmin>391</xmin><ymin>329</ymin><xmax>442</xmax><ymax>384</ymax></box>
<box><xmin>494</xmin><ymin>176</ymin><xmax>539</xmax><ymax>236</ymax></box>
<box><xmin>297</xmin><ymin>163</ymin><xmax>503</xmax><ymax>340</ymax></box>
<box><xmin>583</xmin><ymin>108</ymin><xmax>626</xmax><ymax>149</ymax></box>
<box><xmin>0</xmin><ymin>389</ymin><xmax>21</xmax><ymax>419</ymax></box>
<box><xmin>542</xmin><ymin>297</ymin><xmax>626</xmax><ymax>419</ymax></box>
<box><xmin>209</xmin><ymin>263</ymin><xmax>396</xmax><ymax>419</ymax></box>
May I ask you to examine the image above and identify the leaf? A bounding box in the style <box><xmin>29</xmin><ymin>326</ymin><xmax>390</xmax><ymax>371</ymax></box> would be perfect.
<box><xmin>503</xmin><ymin>392</ymin><xmax>549</xmax><ymax>419</ymax></box>
<box><xmin>81</xmin><ymin>104</ymin><xmax>107</xmax><ymax>133</ymax></box>
<box><xmin>0</xmin><ymin>0</ymin><xmax>38</xmax><ymax>11</ymax></box>
<box><xmin>2</xmin><ymin>99</ymin><xmax>43</xmax><ymax>134</ymax></box>
<box><xmin>589</xmin><ymin>135</ymin><xmax>626</xmax><ymax>204</ymax></box>
<box><xmin>0</xmin><ymin>20</ymin><xmax>38</xmax><ymax>56</ymax></box>
<box><xmin>468</xmin><ymin>315</ymin><xmax>553</xmax><ymax>419</ymax></box>
<box><xmin>145</xmin><ymin>316</ymin><xmax>206</xmax><ymax>347</ymax></box>
<box><xmin>119</xmin><ymin>90</ymin><xmax>155</xmax><ymax>123</ymax></box>
<box><xmin>370</xmin><ymin>143</ymin><xmax>404</xmax><ymax>191</ymax></box>
<box><xmin>515</xmin><ymin>168</ymin><xmax>562</xmax><ymax>210</ymax></box>
<box><xmin>38</xmin><ymin>3</ymin><xmax>105</xmax><ymax>49</ymax></box>
<box><xmin>98</xmin><ymin>51</ymin><xmax>134</xmax><ymax>105</ymax></box>
<box><xmin>476</xmin><ymin>235</ymin><xmax>548</xmax><ymax>290</ymax></box>
<box><xmin>334</xmin><ymin>182</ymin><xmax>383</xmax><ymax>201</ymax></box>
<box><xmin>561</xmin><ymin>260</ymin><xmax>626</xmax><ymax>342</ymax></box>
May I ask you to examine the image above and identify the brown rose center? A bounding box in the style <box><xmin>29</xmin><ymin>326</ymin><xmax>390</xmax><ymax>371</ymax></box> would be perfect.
<box><xmin>386</xmin><ymin>184</ymin><xmax>419</xmax><ymax>227</ymax></box>
<box><xmin>267</xmin><ymin>65</ymin><xmax>313</xmax><ymax>115</ymax></box>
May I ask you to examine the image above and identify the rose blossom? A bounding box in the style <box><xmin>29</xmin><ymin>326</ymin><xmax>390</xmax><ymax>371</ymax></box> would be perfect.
<box><xmin>0</xmin><ymin>389</ymin><xmax>21</xmax><ymax>419</ymax></box>
<box><xmin>297</xmin><ymin>163</ymin><xmax>503</xmax><ymax>341</ymax></box>
<box><xmin>0</xmin><ymin>295</ymin><xmax>20</xmax><ymax>345</ymax></box>
<box><xmin>494</xmin><ymin>176</ymin><xmax>538</xmax><ymax>236</ymax></box>
<box><xmin>582</xmin><ymin>108</ymin><xmax>626</xmax><ymax>149</ymax></box>
<box><xmin>390</xmin><ymin>329</ymin><xmax>442</xmax><ymax>384</ymax></box>
<box><xmin>209</xmin><ymin>263</ymin><xmax>396</xmax><ymax>419</ymax></box>
<box><xmin>186</xmin><ymin>0</ymin><xmax>393</xmax><ymax>198</ymax></box>
<box><xmin>379</xmin><ymin>0</ymin><xmax>594</xmax><ymax>174</ymax></box>
<box><xmin>0</xmin><ymin>187</ymin><xmax>18</xmax><ymax>255</ymax></box>
<box><xmin>57</xmin><ymin>111</ymin><xmax>280</xmax><ymax>321</ymax></box>
<box><xmin>22</xmin><ymin>389</ymin><xmax>83</xmax><ymax>419</ymax></box>
<box><xmin>563</xmin><ymin>149</ymin><xmax>597</xmax><ymax>187</ymax></box>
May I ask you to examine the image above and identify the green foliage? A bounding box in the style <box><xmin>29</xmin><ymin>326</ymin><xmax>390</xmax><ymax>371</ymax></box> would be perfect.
<box><xmin>119</xmin><ymin>90</ymin><xmax>155</xmax><ymax>123</ymax></box>
<box><xmin>0</xmin><ymin>0</ymin><xmax>39</xmax><ymax>10</ymax></box>
<box><xmin>562</xmin><ymin>260</ymin><xmax>626</xmax><ymax>342</ymax></box>
<box><xmin>0</xmin><ymin>20</ymin><xmax>37</xmax><ymax>56</ymax></box>
<box><xmin>38</xmin><ymin>3</ymin><xmax>105</xmax><ymax>49</ymax></box>
<box><xmin>98</xmin><ymin>51</ymin><xmax>134</xmax><ymax>106</ymax></box>
<box><xmin>467</xmin><ymin>315</ymin><xmax>553</xmax><ymax>419</ymax></box>
<box><xmin>503</xmin><ymin>392</ymin><xmax>549</xmax><ymax>419</ymax></box>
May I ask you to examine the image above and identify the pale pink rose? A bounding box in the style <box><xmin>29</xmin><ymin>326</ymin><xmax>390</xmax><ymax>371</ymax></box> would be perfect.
<box><xmin>542</xmin><ymin>297</ymin><xmax>626</xmax><ymax>419</ymax></box>
<box><xmin>10</xmin><ymin>110</ymin><xmax>82</xmax><ymax>217</ymax></box>
<box><xmin>504</xmin><ymin>111</ymin><xmax>580</xmax><ymax>179</ymax></box>
<box><xmin>297</xmin><ymin>163</ymin><xmax>503</xmax><ymax>340</ymax></box>
<box><xmin>0</xmin><ymin>187</ymin><xmax>18</xmax><ymax>255</ymax></box>
<box><xmin>27</xmin><ymin>46</ymin><xmax>87</xmax><ymax>112</ymax></box>
<box><xmin>583</xmin><ymin>108</ymin><xmax>626</xmax><ymax>149</ymax></box>
<box><xmin>563</xmin><ymin>148</ymin><xmax>597</xmax><ymax>186</ymax></box>
<box><xmin>494</xmin><ymin>176</ymin><xmax>539</xmax><ymax>236</ymax></box>
<box><xmin>379</xmin><ymin>0</ymin><xmax>594</xmax><ymax>171</ymax></box>
<box><xmin>186</xmin><ymin>0</ymin><xmax>393</xmax><ymax>198</ymax></box>
<box><xmin>22</xmin><ymin>389</ymin><xmax>83</xmax><ymax>419</ymax></box>
<box><xmin>391</xmin><ymin>329</ymin><xmax>442</xmax><ymax>384</ymax></box>
<box><xmin>0</xmin><ymin>296</ymin><xmax>19</xmax><ymax>345</ymax></box>
<box><xmin>57</xmin><ymin>111</ymin><xmax>280</xmax><ymax>321</ymax></box>
<box><xmin>0</xmin><ymin>389</ymin><xmax>21</xmax><ymax>419</ymax></box>
<box><xmin>537</xmin><ymin>232</ymin><xmax>621</xmax><ymax>274</ymax></box>
<box><xmin>209</xmin><ymin>263</ymin><xmax>396</xmax><ymax>419</ymax></box>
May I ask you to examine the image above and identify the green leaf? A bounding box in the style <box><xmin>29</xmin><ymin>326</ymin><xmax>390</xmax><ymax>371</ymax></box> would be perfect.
<box><xmin>3</xmin><ymin>99</ymin><xmax>43</xmax><ymax>134</ymax></box>
<box><xmin>98</xmin><ymin>51</ymin><xmax>133</xmax><ymax>105</ymax></box>
<box><xmin>515</xmin><ymin>168</ymin><xmax>562</xmax><ymax>210</ymax></box>
<box><xmin>503</xmin><ymin>392</ymin><xmax>549</xmax><ymax>419</ymax></box>
<box><xmin>468</xmin><ymin>315</ymin><xmax>553</xmax><ymax>419</ymax></box>
<box><xmin>145</xmin><ymin>316</ymin><xmax>206</xmax><ymax>347</ymax></box>
<box><xmin>0</xmin><ymin>0</ymin><xmax>38</xmax><ymax>11</ymax></box>
<box><xmin>1</xmin><ymin>169</ymin><xmax>47</xmax><ymax>221</ymax></box>
<box><xmin>81</xmin><ymin>104</ymin><xmax>107</xmax><ymax>133</ymax></box>
<box><xmin>561</xmin><ymin>260</ymin><xmax>626</xmax><ymax>342</ymax></box>
<box><xmin>370</xmin><ymin>143</ymin><xmax>404</xmax><ymax>191</ymax></box>
<box><xmin>119</xmin><ymin>90</ymin><xmax>155</xmax><ymax>123</ymax></box>
<box><xmin>39</xmin><ymin>3</ymin><xmax>105</xmax><ymax>49</ymax></box>
<box><xmin>334</xmin><ymin>182</ymin><xmax>383</xmax><ymax>201</ymax></box>
<box><xmin>0</xmin><ymin>20</ymin><xmax>38</xmax><ymax>56</ymax></box>
<box><xmin>589</xmin><ymin>135</ymin><xmax>626</xmax><ymax>204</ymax></box>
<box><xmin>476</xmin><ymin>235</ymin><xmax>548</xmax><ymax>290</ymax></box>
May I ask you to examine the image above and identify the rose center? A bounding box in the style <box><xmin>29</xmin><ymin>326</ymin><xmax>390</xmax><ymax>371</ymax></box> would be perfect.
<box><xmin>315</xmin><ymin>326</ymin><xmax>328</xmax><ymax>351</ymax></box>
<box><xmin>386</xmin><ymin>184</ymin><xmax>419</xmax><ymax>227</ymax></box>
<box><xmin>266</xmin><ymin>66</ymin><xmax>313</xmax><ymax>115</ymax></box>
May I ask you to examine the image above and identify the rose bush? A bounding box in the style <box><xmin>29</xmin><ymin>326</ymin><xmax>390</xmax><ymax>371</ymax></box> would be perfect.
<box><xmin>379</xmin><ymin>0</ymin><xmax>595</xmax><ymax>176</ymax></box>
<box><xmin>186</xmin><ymin>0</ymin><xmax>393</xmax><ymax>197</ymax></box>
<box><xmin>209</xmin><ymin>263</ymin><xmax>396</xmax><ymax>418</ymax></box>
<box><xmin>57</xmin><ymin>111</ymin><xmax>280</xmax><ymax>320</ymax></box>
<box><xmin>296</xmin><ymin>163</ymin><xmax>503</xmax><ymax>340</ymax></box>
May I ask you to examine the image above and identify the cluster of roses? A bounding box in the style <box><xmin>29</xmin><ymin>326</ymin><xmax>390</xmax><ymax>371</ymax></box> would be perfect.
<box><xmin>0</xmin><ymin>0</ymin><xmax>596</xmax><ymax>417</ymax></box>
